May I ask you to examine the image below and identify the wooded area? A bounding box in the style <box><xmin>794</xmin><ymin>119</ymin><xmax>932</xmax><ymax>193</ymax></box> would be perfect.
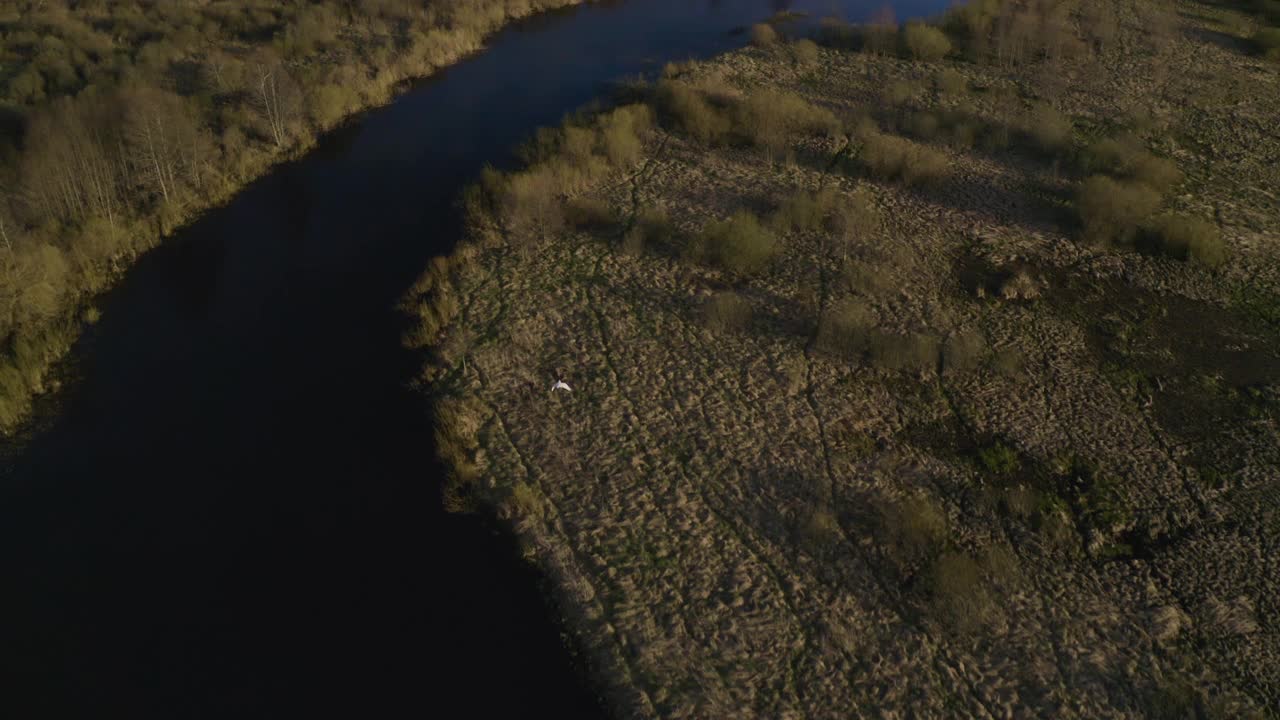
<box><xmin>0</xmin><ymin>0</ymin><xmax>584</xmax><ymax>430</ymax></box>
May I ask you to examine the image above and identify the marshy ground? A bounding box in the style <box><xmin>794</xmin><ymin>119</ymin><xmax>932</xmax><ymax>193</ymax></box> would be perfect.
<box><xmin>415</xmin><ymin>0</ymin><xmax>1280</xmax><ymax>716</ymax></box>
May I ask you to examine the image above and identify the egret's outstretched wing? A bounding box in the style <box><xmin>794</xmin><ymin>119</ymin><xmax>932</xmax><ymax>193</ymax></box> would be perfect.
<box><xmin>552</xmin><ymin>380</ymin><xmax>572</xmax><ymax>392</ymax></box>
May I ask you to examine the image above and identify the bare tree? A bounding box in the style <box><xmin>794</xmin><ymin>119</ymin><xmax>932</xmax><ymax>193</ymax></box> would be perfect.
<box><xmin>121</xmin><ymin>85</ymin><xmax>211</xmax><ymax>205</ymax></box>
<box><xmin>253</xmin><ymin>54</ymin><xmax>301</xmax><ymax>148</ymax></box>
<box><xmin>21</xmin><ymin>94</ymin><xmax>125</xmax><ymax>231</ymax></box>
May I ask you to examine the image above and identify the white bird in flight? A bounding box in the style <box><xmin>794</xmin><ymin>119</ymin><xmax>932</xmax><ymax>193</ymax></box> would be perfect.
<box><xmin>552</xmin><ymin>380</ymin><xmax>572</xmax><ymax>393</ymax></box>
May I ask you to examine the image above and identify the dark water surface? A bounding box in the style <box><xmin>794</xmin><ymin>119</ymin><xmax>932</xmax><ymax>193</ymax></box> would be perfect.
<box><xmin>1</xmin><ymin>1</ymin><xmax>947</xmax><ymax>717</ymax></box>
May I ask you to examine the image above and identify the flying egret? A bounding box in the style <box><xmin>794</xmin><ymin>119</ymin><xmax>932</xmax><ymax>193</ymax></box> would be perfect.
<box><xmin>552</xmin><ymin>380</ymin><xmax>572</xmax><ymax>393</ymax></box>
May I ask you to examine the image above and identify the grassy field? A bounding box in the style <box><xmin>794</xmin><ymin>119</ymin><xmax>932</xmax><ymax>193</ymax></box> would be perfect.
<box><xmin>416</xmin><ymin>0</ymin><xmax>1280</xmax><ymax>716</ymax></box>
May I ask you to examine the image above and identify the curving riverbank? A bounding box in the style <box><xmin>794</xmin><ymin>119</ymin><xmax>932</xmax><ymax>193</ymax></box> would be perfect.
<box><xmin>3</xmin><ymin>2</ymin><xmax>962</xmax><ymax>717</ymax></box>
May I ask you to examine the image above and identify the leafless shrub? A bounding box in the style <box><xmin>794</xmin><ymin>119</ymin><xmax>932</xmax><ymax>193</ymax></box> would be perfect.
<box><xmin>1083</xmin><ymin>136</ymin><xmax>1184</xmax><ymax>193</ymax></box>
<box><xmin>829</xmin><ymin>187</ymin><xmax>881</xmax><ymax>264</ymax></box>
<box><xmin>928</xmin><ymin>551</ymin><xmax>995</xmax><ymax>633</ymax></box>
<box><xmin>816</xmin><ymin>299</ymin><xmax>876</xmax><ymax>358</ymax></box>
<box><xmin>934</xmin><ymin>68</ymin><xmax>967</xmax><ymax>95</ymax></box>
<box><xmin>1149</xmin><ymin>215</ymin><xmax>1226</xmax><ymax>267</ymax></box>
<box><xmin>703</xmin><ymin>291</ymin><xmax>752</xmax><ymax>333</ymax></box>
<box><xmin>1026</xmin><ymin>103</ymin><xmax>1072</xmax><ymax>157</ymax></box>
<box><xmin>506</xmin><ymin>482</ymin><xmax>544</xmax><ymax>520</ymax></box>
<box><xmin>750</xmin><ymin>23</ymin><xmax>779</xmax><ymax>47</ymax></box>
<box><xmin>791</xmin><ymin>38</ymin><xmax>820</xmax><ymax>65</ymax></box>
<box><xmin>692</xmin><ymin>211</ymin><xmax>778</xmax><ymax>274</ymax></box>
<box><xmin>655</xmin><ymin>80</ymin><xmax>731</xmax><ymax>145</ymax></box>
<box><xmin>1256</xmin><ymin>28</ymin><xmax>1280</xmax><ymax>60</ymax></box>
<box><xmin>769</xmin><ymin>188</ymin><xmax>839</xmax><ymax>234</ymax></box>
<box><xmin>599</xmin><ymin>104</ymin><xmax>653</xmax><ymax>166</ymax></box>
<box><xmin>623</xmin><ymin>207</ymin><xmax>674</xmax><ymax>256</ymax></box>
<box><xmin>735</xmin><ymin>89</ymin><xmax>840</xmax><ymax>158</ymax></box>
<box><xmin>855</xmin><ymin>125</ymin><xmax>951</xmax><ymax>186</ymax></box>
<box><xmin>903</xmin><ymin>22</ymin><xmax>952</xmax><ymax>61</ymax></box>
<box><xmin>1077</xmin><ymin>175</ymin><xmax>1162</xmax><ymax>245</ymax></box>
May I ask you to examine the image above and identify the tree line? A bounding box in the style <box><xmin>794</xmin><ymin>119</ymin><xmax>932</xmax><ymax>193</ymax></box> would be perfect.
<box><xmin>0</xmin><ymin>0</ymin><xmax>587</xmax><ymax>430</ymax></box>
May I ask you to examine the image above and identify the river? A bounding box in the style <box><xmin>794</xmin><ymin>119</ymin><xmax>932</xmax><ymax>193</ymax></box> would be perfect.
<box><xmin>0</xmin><ymin>1</ymin><xmax>947</xmax><ymax>716</ymax></box>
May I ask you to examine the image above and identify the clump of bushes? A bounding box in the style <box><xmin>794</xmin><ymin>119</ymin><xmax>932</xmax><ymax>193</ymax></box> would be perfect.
<box><xmin>750</xmin><ymin>23</ymin><xmax>779</xmax><ymax>47</ymax></box>
<box><xmin>1026</xmin><ymin>103</ymin><xmax>1072</xmax><ymax>157</ymax></box>
<box><xmin>735</xmin><ymin>89</ymin><xmax>840</xmax><ymax>157</ymax></box>
<box><xmin>506</xmin><ymin>482</ymin><xmax>544</xmax><ymax>520</ymax></box>
<box><xmin>853</xmin><ymin>124</ymin><xmax>951</xmax><ymax>187</ymax></box>
<box><xmin>599</xmin><ymin>104</ymin><xmax>655</xmax><ymax>166</ymax></box>
<box><xmin>934</xmin><ymin>68</ymin><xmax>967</xmax><ymax>95</ymax></box>
<box><xmin>691</xmin><ymin>211</ymin><xmax>778</xmax><ymax>274</ymax></box>
<box><xmin>791</xmin><ymin>38</ymin><xmax>820</xmax><ymax>65</ymax></box>
<box><xmin>472</xmin><ymin>104</ymin><xmax>655</xmax><ymax>243</ymax></box>
<box><xmin>768</xmin><ymin>188</ymin><xmax>839</xmax><ymax>234</ymax></box>
<box><xmin>976</xmin><ymin>440</ymin><xmax>1020</xmax><ymax>478</ymax></box>
<box><xmin>703</xmin><ymin>291</ymin><xmax>753</xmax><ymax>333</ymax></box>
<box><xmin>654</xmin><ymin>80</ymin><xmax>731</xmax><ymax>145</ymax></box>
<box><xmin>1082</xmin><ymin>135</ymin><xmax>1183</xmax><ymax>193</ymax></box>
<box><xmin>433</xmin><ymin>392</ymin><xmax>491</xmax><ymax>497</ymax></box>
<box><xmin>927</xmin><ymin>551</ymin><xmax>995</xmax><ymax>633</ymax></box>
<box><xmin>623</xmin><ymin>208</ymin><xmax>674</xmax><ymax>256</ymax></box>
<box><xmin>908</xmin><ymin>111</ymin><xmax>941</xmax><ymax>140</ymax></box>
<box><xmin>1075</xmin><ymin>132</ymin><xmax>1215</xmax><ymax>264</ymax></box>
<box><xmin>816</xmin><ymin>300</ymin><xmax>876</xmax><ymax>358</ymax></box>
<box><xmin>501</xmin><ymin>168</ymin><xmax>566</xmax><ymax>240</ymax></box>
<box><xmin>801</xmin><ymin>509</ymin><xmax>843</xmax><ymax>551</ymax></box>
<box><xmin>903</xmin><ymin>22</ymin><xmax>952</xmax><ymax>61</ymax></box>
<box><xmin>861</xmin><ymin>9</ymin><xmax>901</xmax><ymax>56</ymax></box>
<box><xmin>1148</xmin><ymin>214</ymin><xmax>1227</xmax><ymax>267</ymax></box>
<box><xmin>1076</xmin><ymin>175</ymin><xmax>1162</xmax><ymax>245</ymax></box>
<box><xmin>401</xmin><ymin>252</ymin><xmax>472</xmax><ymax>350</ymax></box>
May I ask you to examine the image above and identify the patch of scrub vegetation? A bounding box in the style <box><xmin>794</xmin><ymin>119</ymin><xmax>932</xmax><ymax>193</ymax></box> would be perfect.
<box><xmin>414</xmin><ymin>0</ymin><xmax>1280</xmax><ymax>715</ymax></box>
<box><xmin>689</xmin><ymin>211</ymin><xmax>778</xmax><ymax>274</ymax></box>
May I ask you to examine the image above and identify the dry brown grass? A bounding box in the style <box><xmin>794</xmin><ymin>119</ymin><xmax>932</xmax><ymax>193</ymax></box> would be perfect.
<box><xmin>422</xmin><ymin>4</ymin><xmax>1280</xmax><ymax>715</ymax></box>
